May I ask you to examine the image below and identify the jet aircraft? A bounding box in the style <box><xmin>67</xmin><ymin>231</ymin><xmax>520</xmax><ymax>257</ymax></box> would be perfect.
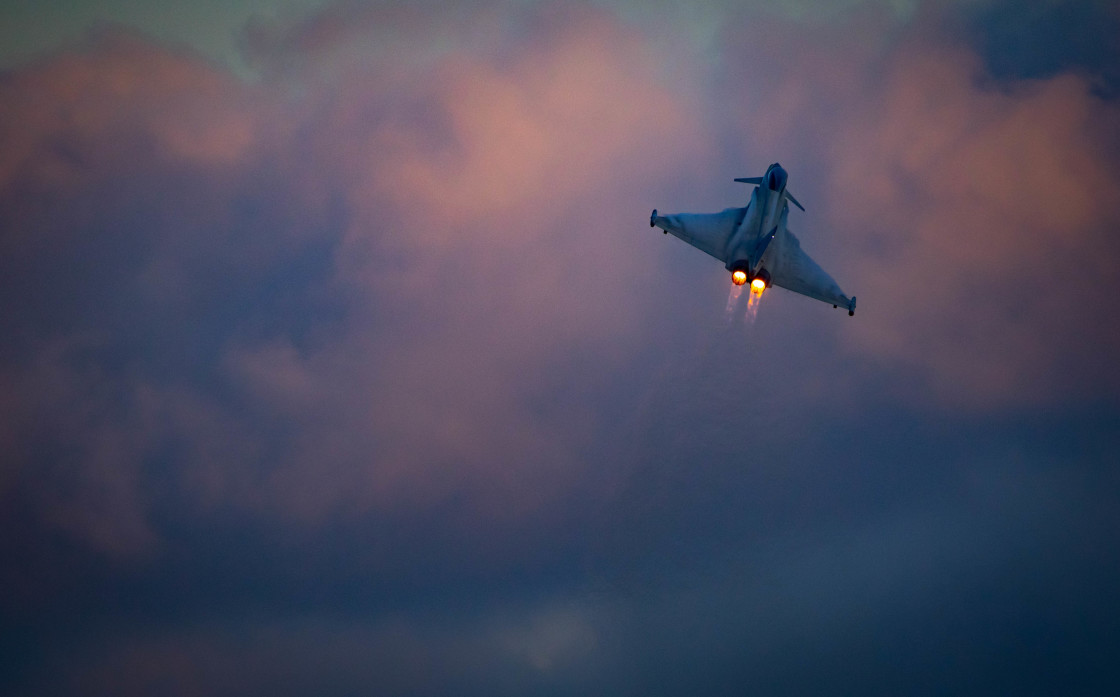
<box><xmin>651</xmin><ymin>163</ymin><xmax>856</xmax><ymax>315</ymax></box>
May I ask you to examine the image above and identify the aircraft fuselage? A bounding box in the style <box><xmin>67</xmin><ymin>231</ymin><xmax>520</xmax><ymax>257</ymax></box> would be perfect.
<box><xmin>724</xmin><ymin>163</ymin><xmax>789</xmax><ymax>279</ymax></box>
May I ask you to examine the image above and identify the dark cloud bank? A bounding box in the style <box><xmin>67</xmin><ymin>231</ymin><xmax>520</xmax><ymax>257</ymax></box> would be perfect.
<box><xmin>1</xmin><ymin>1</ymin><xmax>1119</xmax><ymax>695</ymax></box>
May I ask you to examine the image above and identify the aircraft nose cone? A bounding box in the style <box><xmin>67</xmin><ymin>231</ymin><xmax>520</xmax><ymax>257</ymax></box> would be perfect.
<box><xmin>765</xmin><ymin>165</ymin><xmax>788</xmax><ymax>192</ymax></box>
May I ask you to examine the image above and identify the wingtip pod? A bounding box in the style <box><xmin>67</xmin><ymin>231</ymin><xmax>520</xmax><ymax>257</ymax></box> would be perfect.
<box><xmin>650</xmin><ymin>209</ymin><xmax>657</xmax><ymax>227</ymax></box>
<box><xmin>848</xmin><ymin>296</ymin><xmax>856</xmax><ymax>317</ymax></box>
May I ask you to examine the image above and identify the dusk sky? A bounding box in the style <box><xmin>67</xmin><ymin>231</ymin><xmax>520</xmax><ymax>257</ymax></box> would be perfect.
<box><xmin>1</xmin><ymin>1</ymin><xmax>1119</xmax><ymax>694</ymax></box>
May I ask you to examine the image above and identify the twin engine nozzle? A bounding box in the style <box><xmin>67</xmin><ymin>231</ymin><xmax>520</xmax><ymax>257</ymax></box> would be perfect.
<box><xmin>730</xmin><ymin>262</ymin><xmax>770</xmax><ymax>290</ymax></box>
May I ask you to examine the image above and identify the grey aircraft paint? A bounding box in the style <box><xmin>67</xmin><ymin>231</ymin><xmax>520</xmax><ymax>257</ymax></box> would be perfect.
<box><xmin>651</xmin><ymin>163</ymin><xmax>856</xmax><ymax>315</ymax></box>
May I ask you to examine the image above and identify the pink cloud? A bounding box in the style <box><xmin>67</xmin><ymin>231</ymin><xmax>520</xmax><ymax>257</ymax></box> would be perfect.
<box><xmin>2</xmin><ymin>1</ymin><xmax>1118</xmax><ymax>564</ymax></box>
<box><xmin>833</xmin><ymin>50</ymin><xmax>1120</xmax><ymax>406</ymax></box>
<box><xmin>0</xmin><ymin>29</ymin><xmax>261</xmax><ymax>193</ymax></box>
<box><xmin>1</xmin><ymin>5</ymin><xmax>706</xmax><ymax>558</ymax></box>
<box><xmin>719</xmin><ymin>14</ymin><xmax>1120</xmax><ymax>406</ymax></box>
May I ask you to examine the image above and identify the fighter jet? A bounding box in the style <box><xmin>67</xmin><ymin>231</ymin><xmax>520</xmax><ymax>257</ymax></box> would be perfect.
<box><xmin>650</xmin><ymin>163</ymin><xmax>856</xmax><ymax>315</ymax></box>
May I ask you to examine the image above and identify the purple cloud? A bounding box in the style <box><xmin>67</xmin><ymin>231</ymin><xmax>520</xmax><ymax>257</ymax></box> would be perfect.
<box><xmin>1</xmin><ymin>3</ymin><xmax>1118</xmax><ymax>694</ymax></box>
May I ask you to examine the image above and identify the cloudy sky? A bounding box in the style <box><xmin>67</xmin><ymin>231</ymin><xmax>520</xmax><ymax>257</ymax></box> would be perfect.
<box><xmin>1</xmin><ymin>0</ymin><xmax>1118</xmax><ymax>694</ymax></box>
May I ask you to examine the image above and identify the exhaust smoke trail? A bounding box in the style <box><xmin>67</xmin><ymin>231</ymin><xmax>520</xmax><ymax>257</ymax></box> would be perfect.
<box><xmin>745</xmin><ymin>283</ymin><xmax>765</xmax><ymax>323</ymax></box>
<box><xmin>725</xmin><ymin>282</ymin><xmax>767</xmax><ymax>325</ymax></box>
<box><xmin>724</xmin><ymin>283</ymin><xmax>745</xmax><ymax>323</ymax></box>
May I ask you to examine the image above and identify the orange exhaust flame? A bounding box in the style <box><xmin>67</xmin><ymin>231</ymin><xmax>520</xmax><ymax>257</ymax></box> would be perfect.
<box><xmin>732</xmin><ymin>270</ymin><xmax>748</xmax><ymax>286</ymax></box>
<box><xmin>746</xmin><ymin>277</ymin><xmax>765</xmax><ymax>320</ymax></box>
